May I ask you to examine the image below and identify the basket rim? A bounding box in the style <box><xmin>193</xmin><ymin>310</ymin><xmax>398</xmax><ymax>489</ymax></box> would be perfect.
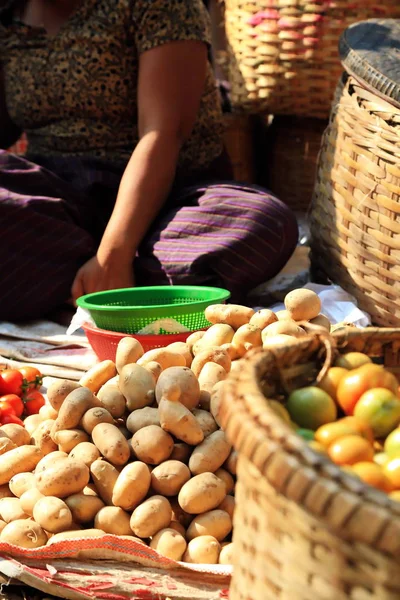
<box><xmin>76</xmin><ymin>286</ymin><xmax>231</xmax><ymax>313</ymax></box>
<box><xmin>82</xmin><ymin>321</ymin><xmax>206</xmax><ymax>341</ymax></box>
<box><xmin>220</xmin><ymin>327</ymin><xmax>400</xmax><ymax>557</ymax></box>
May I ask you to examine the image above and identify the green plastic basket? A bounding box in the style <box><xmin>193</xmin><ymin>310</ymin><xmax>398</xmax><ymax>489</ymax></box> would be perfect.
<box><xmin>76</xmin><ymin>286</ymin><xmax>231</xmax><ymax>334</ymax></box>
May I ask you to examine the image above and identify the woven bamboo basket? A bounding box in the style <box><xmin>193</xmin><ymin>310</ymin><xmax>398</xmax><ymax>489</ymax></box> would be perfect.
<box><xmin>223</xmin><ymin>0</ymin><xmax>400</xmax><ymax>118</ymax></box>
<box><xmin>309</xmin><ymin>74</ymin><xmax>400</xmax><ymax>327</ymax></box>
<box><xmin>220</xmin><ymin>327</ymin><xmax>400</xmax><ymax>600</ymax></box>
<box><xmin>223</xmin><ymin>113</ymin><xmax>255</xmax><ymax>182</ymax></box>
<box><xmin>263</xmin><ymin>115</ymin><xmax>327</xmax><ymax>212</ymax></box>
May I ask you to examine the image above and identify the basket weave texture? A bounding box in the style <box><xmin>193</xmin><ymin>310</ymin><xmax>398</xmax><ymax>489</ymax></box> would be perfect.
<box><xmin>223</xmin><ymin>0</ymin><xmax>400</xmax><ymax>118</ymax></box>
<box><xmin>220</xmin><ymin>328</ymin><xmax>400</xmax><ymax>600</ymax></box>
<box><xmin>310</xmin><ymin>74</ymin><xmax>400</xmax><ymax>327</ymax></box>
<box><xmin>264</xmin><ymin>115</ymin><xmax>327</xmax><ymax>212</ymax></box>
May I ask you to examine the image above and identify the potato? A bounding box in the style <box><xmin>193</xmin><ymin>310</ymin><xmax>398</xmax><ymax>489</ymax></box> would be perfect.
<box><xmin>92</xmin><ymin>423</ymin><xmax>131</xmax><ymax>466</ymax></box>
<box><xmin>151</xmin><ymin>460</ymin><xmax>191</xmax><ymax>497</ymax></box>
<box><xmin>35</xmin><ymin>458</ymin><xmax>90</xmax><ymax>498</ymax></box>
<box><xmin>231</xmin><ymin>324</ymin><xmax>262</xmax><ymax>357</ymax></box>
<box><xmin>47</xmin><ymin>379</ymin><xmax>81</xmax><ymax>412</ymax></box>
<box><xmin>183</xmin><ymin>535</ymin><xmax>221</xmax><ymax>564</ymax></box>
<box><xmin>130</xmin><ymin>425</ymin><xmax>174</xmax><ymax>465</ymax></box>
<box><xmin>0</xmin><ymin>520</ymin><xmax>6</xmax><ymax>534</ymax></box>
<box><xmin>69</xmin><ymin>442</ymin><xmax>101</xmax><ymax>467</ymax></box>
<box><xmin>185</xmin><ymin>331</ymin><xmax>205</xmax><ymax>351</ymax></box>
<box><xmin>119</xmin><ymin>364</ymin><xmax>155</xmax><ymax>411</ymax></box>
<box><xmin>169</xmin><ymin>521</ymin><xmax>186</xmax><ymax>537</ymax></box>
<box><xmin>155</xmin><ymin>367</ymin><xmax>200</xmax><ymax>409</ymax></box>
<box><xmin>53</xmin><ymin>387</ymin><xmax>98</xmax><ymax>432</ymax></box>
<box><xmin>170</xmin><ymin>443</ymin><xmax>192</xmax><ymax>464</ymax></box>
<box><xmin>220</xmin><ymin>343</ymin><xmax>239</xmax><ymax>361</ymax></box>
<box><xmin>33</xmin><ymin>496</ymin><xmax>73</xmax><ymax>533</ymax></box>
<box><xmin>219</xmin><ymin>542</ymin><xmax>234</xmax><ymax>565</ymax></box>
<box><xmin>217</xmin><ymin>495</ymin><xmax>235</xmax><ymax>520</ymax></box>
<box><xmin>0</xmin><ymin>424</ymin><xmax>30</xmax><ymax>447</ymax></box>
<box><xmin>23</xmin><ymin>414</ymin><xmax>44</xmax><ymax>436</ymax></box>
<box><xmin>0</xmin><ymin>438</ymin><xmax>17</xmax><ymax>456</ymax></box>
<box><xmin>191</xmin><ymin>348</ymin><xmax>231</xmax><ymax>378</ymax></box>
<box><xmin>0</xmin><ymin>445</ymin><xmax>43</xmax><ymax>485</ymax></box>
<box><xmin>262</xmin><ymin>334</ymin><xmax>295</xmax><ymax>349</ymax></box>
<box><xmin>150</xmin><ymin>528</ymin><xmax>187</xmax><ymax>561</ymax></box>
<box><xmin>9</xmin><ymin>472</ymin><xmax>36</xmax><ymax>498</ymax></box>
<box><xmin>112</xmin><ymin>462</ymin><xmax>151</xmax><ymax>511</ymax></box>
<box><xmin>35</xmin><ymin>451</ymin><xmax>68</xmax><ymax>474</ymax></box>
<box><xmin>0</xmin><ymin>484</ymin><xmax>14</xmax><ymax>500</ymax></box>
<box><xmin>309</xmin><ymin>314</ymin><xmax>331</xmax><ymax>331</ymax></box>
<box><xmin>186</xmin><ymin>509</ymin><xmax>232</xmax><ymax>541</ymax></box>
<box><xmin>249</xmin><ymin>309</ymin><xmax>277</xmax><ymax>329</ymax></box>
<box><xmin>90</xmin><ymin>459</ymin><xmax>119</xmax><ymax>505</ymax></box>
<box><xmin>197</xmin><ymin>362</ymin><xmax>227</xmax><ymax>396</ymax></box>
<box><xmin>130</xmin><ymin>495</ymin><xmax>172</xmax><ymax>538</ymax></box>
<box><xmin>83</xmin><ymin>484</ymin><xmax>99</xmax><ymax>496</ymax></box>
<box><xmin>262</xmin><ymin>321</ymin><xmax>305</xmax><ymax>339</ymax></box>
<box><xmin>210</xmin><ymin>381</ymin><xmax>225</xmax><ymax>427</ymax></box>
<box><xmin>178</xmin><ymin>473</ymin><xmax>226</xmax><ymax>514</ymax></box>
<box><xmin>47</xmin><ymin>529</ymin><xmax>106</xmax><ymax>545</ymax></box>
<box><xmin>189</xmin><ymin>431</ymin><xmax>232</xmax><ymax>475</ymax></box>
<box><xmin>284</xmin><ymin>288</ymin><xmax>321</xmax><ymax>321</ymax></box>
<box><xmin>214</xmin><ymin>468</ymin><xmax>235</xmax><ymax>495</ymax></box>
<box><xmin>81</xmin><ymin>407</ymin><xmax>114</xmax><ymax>434</ymax></box>
<box><xmin>96</xmin><ymin>384</ymin><xmax>126</xmax><ymax>418</ymax></box>
<box><xmin>20</xmin><ymin>488</ymin><xmax>45</xmax><ymax>517</ymax></box>
<box><xmin>79</xmin><ymin>360</ymin><xmax>117</xmax><ymax>394</ymax></box>
<box><xmin>137</xmin><ymin>349</ymin><xmax>186</xmax><ymax>371</ymax></box>
<box><xmin>0</xmin><ymin>498</ymin><xmax>28</xmax><ymax>523</ymax></box>
<box><xmin>1</xmin><ymin>519</ymin><xmax>47</xmax><ymax>548</ymax></box>
<box><xmin>192</xmin><ymin>409</ymin><xmax>218</xmax><ymax>438</ymax></box>
<box><xmin>39</xmin><ymin>404</ymin><xmax>59</xmax><ymax>420</ymax></box>
<box><xmin>198</xmin><ymin>390</ymin><xmax>211</xmax><ymax>411</ymax></box>
<box><xmin>65</xmin><ymin>493</ymin><xmax>105</xmax><ymax>523</ymax></box>
<box><xmin>170</xmin><ymin>497</ymin><xmax>192</xmax><ymax>528</ymax></box>
<box><xmin>31</xmin><ymin>419</ymin><xmax>58</xmax><ymax>455</ymax></box>
<box><xmin>53</xmin><ymin>429</ymin><xmax>90</xmax><ymax>454</ymax></box>
<box><xmin>142</xmin><ymin>361</ymin><xmax>163</xmax><ymax>383</ymax></box>
<box><xmin>166</xmin><ymin>342</ymin><xmax>193</xmax><ymax>367</ymax></box>
<box><xmin>126</xmin><ymin>407</ymin><xmax>160</xmax><ymax>434</ymax></box>
<box><xmin>159</xmin><ymin>399</ymin><xmax>204</xmax><ymax>445</ymax></box>
<box><xmin>116</xmin><ymin>337</ymin><xmax>144</xmax><ymax>373</ymax></box>
<box><xmin>224</xmin><ymin>450</ymin><xmax>238</xmax><ymax>475</ymax></box>
<box><xmin>204</xmin><ymin>304</ymin><xmax>254</xmax><ymax>330</ymax></box>
<box><xmin>195</xmin><ymin>324</ymin><xmax>235</xmax><ymax>353</ymax></box>
<box><xmin>94</xmin><ymin>506</ymin><xmax>132</xmax><ymax>536</ymax></box>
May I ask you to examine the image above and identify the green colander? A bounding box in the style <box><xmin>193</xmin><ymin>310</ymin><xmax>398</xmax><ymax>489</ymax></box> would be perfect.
<box><xmin>76</xmin><ymin>286</ymin><xmax>231</xmax><ymax>334</ymax></box>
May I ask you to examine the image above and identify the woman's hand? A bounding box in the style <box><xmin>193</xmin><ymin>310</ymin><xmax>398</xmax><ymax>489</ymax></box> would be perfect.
<box><xmin>71</xmin><ymin>255</ymin><xmax>135</xmax><ymax>303</ymax></box>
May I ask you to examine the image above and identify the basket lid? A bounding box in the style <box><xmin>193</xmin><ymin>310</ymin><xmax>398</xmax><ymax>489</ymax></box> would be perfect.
<box><xmin>339</xmin><ymin>19</ymin><xmax>400</xmax><ymax>109</ymax></box>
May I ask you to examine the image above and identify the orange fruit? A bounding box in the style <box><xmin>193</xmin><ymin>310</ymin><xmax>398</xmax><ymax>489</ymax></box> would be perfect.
<box><xmin>350</xmin><ymin>462</ymin><xmax>392</xmax><ymax>493</ymax></box>
<box><xmin>334</xmin><ymin>352</ymin><xmax>371</xmax><ymax>370</ymax></box>
<box><xmin>315</xmin><ymin>416</ymin><xmax>374</xmax><ymax>448</ymax></box>
<box><xmin>286</xmin><ymin>386</ymin><xmax>337</xmax><ymax>431</ymax></box>
<box><xmin>318</xmin><ymin>367</ymin><xmax>348</xmax><ymax>403</ymax></box>
<box><xmin>328</xmin><ymin>435</ymin><xmax>374</xmax><ymax>466</ymax></box>
<box><xmin>383</xmin><ymin>458</ymin><xmax>400</xmax><ymax>490</ymax></box>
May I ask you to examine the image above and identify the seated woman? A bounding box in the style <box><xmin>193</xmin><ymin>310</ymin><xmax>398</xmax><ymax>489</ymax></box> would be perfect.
<box><xmin>0</xmin><ymin>0</ymin><xmax>298</xmax><ymax>321</ymax></box>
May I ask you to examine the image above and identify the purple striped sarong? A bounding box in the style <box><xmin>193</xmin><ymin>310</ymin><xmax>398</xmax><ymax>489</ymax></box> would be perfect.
<box><xmin>0</xmin><ymin>151</ymin><xmax>298</xmax><ymax>320</ymax></box>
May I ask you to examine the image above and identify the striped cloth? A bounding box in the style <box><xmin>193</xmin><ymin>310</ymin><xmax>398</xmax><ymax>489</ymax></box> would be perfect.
<box><xmin>0</xmin><ymin>151</ymin><xmax>298</xmax><ymax>320</ymax></box>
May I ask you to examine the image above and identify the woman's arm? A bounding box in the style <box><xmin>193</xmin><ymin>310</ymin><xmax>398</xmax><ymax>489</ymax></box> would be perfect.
<box><xmin>71</xmin><ymin>39</ymin><xmax>208</xmax><ymax>301</ymax></box>
<box><xmin>0</xmin><ymin>64</ymin><xmax>22</xmax><ymax>149</ymax></box>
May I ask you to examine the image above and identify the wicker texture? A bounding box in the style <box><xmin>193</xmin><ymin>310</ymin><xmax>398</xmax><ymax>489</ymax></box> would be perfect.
<box><xmin>223</xmin><ymin>113</ymin><xmax>255</xmax><ymax>182</ymax></box>
<box><xmin>264</xmin><ymin>115</ymin><xmax>327</xmax><ymax>212</ymax></box>
<box><xmin>220</xmin><ymin>328</ymin><xmax>400</xmax><ymax>600</ymax></box>
<box><xmin>310</xmin><ymin>75</ymin><xmax>400</xmax><ymax>327</ymax></box>
<box><xmin>223</xmin><ymin>0</ymin><xmax>400</xmax><ymax>118</ymax></box>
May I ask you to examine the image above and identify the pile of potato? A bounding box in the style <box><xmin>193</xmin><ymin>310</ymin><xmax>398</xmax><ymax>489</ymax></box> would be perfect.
<box><xmin>0</xmin><ymin>289</ymin><xmax>327</xmax><ymax>565</ymax></box>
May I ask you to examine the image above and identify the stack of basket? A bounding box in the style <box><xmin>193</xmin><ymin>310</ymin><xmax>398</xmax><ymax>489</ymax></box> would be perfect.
<box><xmin>219</xmin><ymin>0</ymin><xmax>400</xmax><ymax>210</ymax></box>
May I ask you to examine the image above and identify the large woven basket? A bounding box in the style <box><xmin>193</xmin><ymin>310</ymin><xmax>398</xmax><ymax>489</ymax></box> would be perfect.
<box><xmin>223</xmin><ymin>113</ymin><xmax>255</xmax><ymax>182</ymax></box>
<box><xmin>310</xmin><ymin>74</ymin><xmax>400</xmax><ymax>326</ymax></box>
<box><xmin>223</xmin><ymin>0</ymin><xmax>400</xmax><ymax>118</ymax></box>
<box><xmin>262</xmin><ymin>115</ymin><xmax>327</xmax><ymax>212</ymax></box>
<box><xmin>220</xmin><ymin>327</ymin><xmax>400</xmax><ymax>600</ymax></box>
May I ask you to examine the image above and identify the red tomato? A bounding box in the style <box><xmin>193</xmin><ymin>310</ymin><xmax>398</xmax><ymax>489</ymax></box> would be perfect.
<box><xmin>0</xmin><ymin>414</ymin><xmax>24</xmax><ymax>426</ymax></box>
<box><xmin>336</xmin><ymin>364</ymin><xmax>399</xmax><ymax>416</ymax></box>
<box><xmin>18</xmin><ymin>366</ymin><xmax>43</xmax><ymax>391</ymax></box>
<box><xmin>0</xmin><ymin>369</ymin><xmax>24</xmax><ymax>397</ymax></box>
<box><xmin>24</xmin><ymin>390</ymin><xmax>45</xmax><ymax>416</ymax></box>
<box><xmin>0</xmin><ymin>394</ymin><xmax>24</xmax><ymax>417</ymax></box>
<box><xmin>0</xmin><ymin>400</ymin><xmax>17</xmax><ymax>417</ymax></box>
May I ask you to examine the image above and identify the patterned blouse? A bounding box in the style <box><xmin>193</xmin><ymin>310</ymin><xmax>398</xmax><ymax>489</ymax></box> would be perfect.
<box><xmin>0</xmin><ymin>0</ymin><xmax>224</xmax><ymax>173</ymax></box>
